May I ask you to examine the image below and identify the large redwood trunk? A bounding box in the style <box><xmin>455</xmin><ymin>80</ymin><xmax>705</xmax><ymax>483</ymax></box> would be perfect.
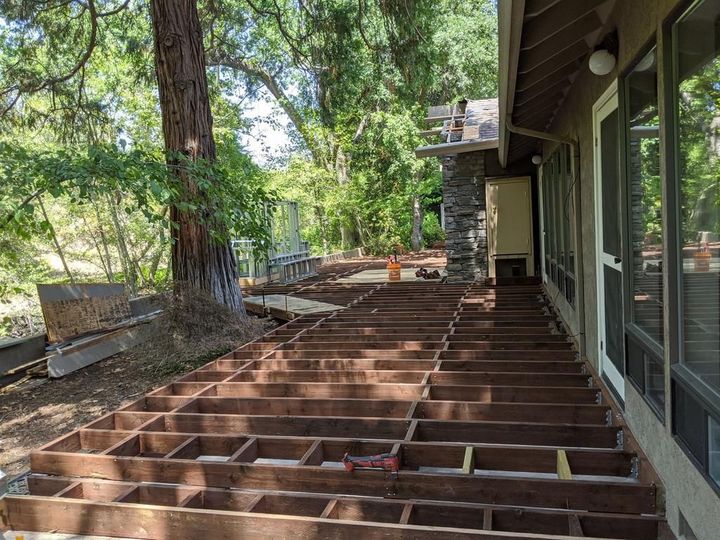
<box><xmin>150</xmin><ymin>0</ymin><xmax>244</xmax><ymax>313</ymax></box>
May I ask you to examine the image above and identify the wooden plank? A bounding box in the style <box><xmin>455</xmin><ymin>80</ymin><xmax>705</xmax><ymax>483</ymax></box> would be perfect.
<box><xmin>522</xmin><ymin>0</ymin><xmax>601</xmax><ymax>50</ymax></box>
<box><xmin>29</xmin><ymin>453</ymin><xmax>657</xmax><ymax>514</ymax></box>
<box><xmin>9</xmin><ymin>476</ymin><xmax>663</xmax><ymax>537</ymax></box>
<box><xmin>5</xmin><ymin>281</ymin><xmax>668</xmax><ymax>538</ymax></box>
<box><xmin>298</xmin><ymin>440</ymin><xmax>324</xmax><ymax>466</ymax></box>
<box><xmin>400</xmin><ymin>503</ymin><xmax>414</xmax><ymax>524</ymax></box>
<box><xmin>0</xmin><ymin>495</ymin><xmax>633</xmax><ymax>540</ymax></box>
<box><xmin>568</xmin><ymin>514</ymin><xmax>585</xmax><ymax>536</ymax></box>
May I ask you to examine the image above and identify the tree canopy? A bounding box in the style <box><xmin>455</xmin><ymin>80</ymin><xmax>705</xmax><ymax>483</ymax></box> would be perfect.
<box><xmin>0</xmin><ymin>0</ymin><xmax>497</xmax><ymax>333</ymax></box>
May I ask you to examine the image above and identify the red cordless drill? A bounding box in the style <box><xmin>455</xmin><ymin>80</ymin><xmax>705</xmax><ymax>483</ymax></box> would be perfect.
<box><xmin>342</xmin><ymin>452</ymin><xmax>400</xmax><ymax>479</ymax></box>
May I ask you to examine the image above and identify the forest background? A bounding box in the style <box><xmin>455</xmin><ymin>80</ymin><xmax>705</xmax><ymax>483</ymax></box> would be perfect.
<box><xmin>0</xmin><ymin>0</ymin><xmax>498</xmax><ymax>337</ymax></box>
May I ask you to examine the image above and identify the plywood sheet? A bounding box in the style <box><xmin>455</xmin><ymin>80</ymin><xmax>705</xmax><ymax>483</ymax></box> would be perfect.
<box><xmin>244</xmin><ymin>295</ymin><xmax>346</xmax><ymax>318</ymax></box>
<box><xmin>37</xmin><ymin>284</ymin><xmax>131</xmax><ymax>343</ymax></box>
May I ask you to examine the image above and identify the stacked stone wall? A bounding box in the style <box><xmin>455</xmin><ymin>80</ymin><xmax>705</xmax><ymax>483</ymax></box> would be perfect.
<box><xmin>442</xmin><ymin>151</ymin><xmax>487</xmax><ymax>282</ymax></box>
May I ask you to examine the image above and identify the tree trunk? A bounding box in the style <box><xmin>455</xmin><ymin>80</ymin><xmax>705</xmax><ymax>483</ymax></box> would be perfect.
<box><xmin>335</xmin><ymin>146</ymin><xmax>358</xmax><ymax>249</ymax></box>
<box><xmin>107</xmin><ymin>193</ymin><xmax>138</xmax><ymax>296</ymax></box>
<box><xmin>92</xmin><ymin>200</ymin><xmax>115</xmax><ymax>281</ymax></box>
<box><xmin>38</xmin><ymin>196</ymin><xmax>75</xmax><ymax>283</ymax></box>
<box><xmin>151</xmin><ymin>0</ymin><xmax>244</xmax><ymax>313</ymax></box>
<box><xmin>81</xmin><ymin>213</ymin><xmax>112</xmax><ymax>281</ymax></box>
<box><xmin>411</xmin><ymin>193</ymin><xmax>424</xmax><ymax>252</ymax></box>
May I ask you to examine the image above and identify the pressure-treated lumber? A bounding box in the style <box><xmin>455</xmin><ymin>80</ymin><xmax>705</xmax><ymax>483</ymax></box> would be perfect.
<box><xmin>1</xmin><ymin>278</ymin><xmax>667</xmax><ymax>539</ymax></box>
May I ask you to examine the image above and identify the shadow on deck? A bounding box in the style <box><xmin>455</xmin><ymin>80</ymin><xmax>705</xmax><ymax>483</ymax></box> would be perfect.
<box><xmin>1</xmin><ymin>258</ymin><xmax>670</xmax><ymax>539</ymax></box>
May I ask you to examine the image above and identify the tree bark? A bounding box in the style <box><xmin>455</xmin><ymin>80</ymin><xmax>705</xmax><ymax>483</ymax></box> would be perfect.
<box><xmin>92</xmin><ymin>200</ymin><xmax>115</xmax><ymax>281</ymax></box>
<box><xmin>335</xmin><ymin>146</ymin><xmax>359</xmax><ymax>249</ymax></box>
<box><xmin>107</xmin><ymin>193</ymin><xmax>137</xmax><ymax>296</ymax></box>
<box><xmin>151</xmin><ymin>0</ymin><xmax>244</xmax><ymax>313</ymax></box>
<box><xmin>411</xmin><ymin>193</ymin><xmax>424</xmax><ymax>252</ymax></box>
<box><xmin>38</xmin><ymin>196</ymin><xmax>75</xmax><ymax>284</ymax></box>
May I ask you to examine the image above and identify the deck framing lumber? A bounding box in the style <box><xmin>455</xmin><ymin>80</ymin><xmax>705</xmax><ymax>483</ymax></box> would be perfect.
<box><xmin>0</xmin><ymin>275</ymin><xmax>667</xmax><ymax>539</ymax></box>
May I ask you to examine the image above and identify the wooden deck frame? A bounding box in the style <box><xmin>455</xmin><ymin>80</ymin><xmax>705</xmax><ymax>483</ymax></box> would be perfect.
<box><xmin>0</xmin><ymin>278</ymin><xmax>667</xmax><ymax>539</ymax></box>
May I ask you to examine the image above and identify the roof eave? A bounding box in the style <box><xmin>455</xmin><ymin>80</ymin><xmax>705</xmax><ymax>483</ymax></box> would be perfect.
<box><xmin>498</xmin><ymin>0</ymin><xmax>526</xmax><ymax>169</ymax></box>
<box><xmin>414</xmin><ymin>138</ymin><xmax>499</xmax><ymax>159</ymax></box>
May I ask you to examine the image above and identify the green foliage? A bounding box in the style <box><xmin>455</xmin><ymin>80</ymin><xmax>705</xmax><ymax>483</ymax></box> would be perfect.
<box><xmin>423</xmin><ymin>212</ymin><xmax>445</xmax><ymax>246</ymax></box>
<box><xmin>347</xmin><ymin>110</ymin><xmax>441</xmax><ymax>254</ymax></box>
<box><xmin>677</xmin><ymin>57</ymin><xmax>720</xmax><ymax>243</ymax></box>
<box><xmin>0</xmin><ymin>139</ymin><xmax>271</xmax><ymax>247</ymax></box>
<box><xmin>0</xmin><ymin>0</ymin><xmax>499</xmax><ymax>336</ymax></box>
<box><xmin>269</xmin><ymin>157</ymin><xmax>341</xmax><ymax>254</ymax></box>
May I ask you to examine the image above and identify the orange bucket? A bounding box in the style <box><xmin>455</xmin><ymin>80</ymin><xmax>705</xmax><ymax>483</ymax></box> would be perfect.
<box><xmin>387</xmin><ymin>262</ymin><xmax>401</xmax><ymax>281</ymax></box>
<box><xmin>694</xmin><ymin>249</ymin><xmax>711</xmax><ymax>272</ymax></box>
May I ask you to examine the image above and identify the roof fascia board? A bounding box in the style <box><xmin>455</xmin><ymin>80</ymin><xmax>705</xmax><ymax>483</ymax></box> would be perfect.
<box><xmin>414</xmin><ymin>139</ymin><xmax>499</xmax><ymax>159</ymax></box>
<box><xmin>498</xmin><ymin>0</ymin><xmax>526</xmax><ymax>169</ymax></box>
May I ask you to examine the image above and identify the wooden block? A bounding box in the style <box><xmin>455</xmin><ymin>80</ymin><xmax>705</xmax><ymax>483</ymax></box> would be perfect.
<box><xmin>463</xmin><ymin>447</ymin><xmax>475</xmax><ymax>474</ymax></box>
<box><xmin>557</xmin><ymin>449</ymin><xmax>573</xmax><ymax>480</ymax></box>
<box><xmin>568</xmin><ymin>514</ymin><xmax>584</xmax><ymax>536</ymax></box>
<box><xmin>320</xmin><ymin>499</ymin><xmax>338</xmax><ymax>519</ymax></box>
<box><xmin>298</xmin><ymin>440</ymin><xmax>324</xmax><ymax>466</ymax></box>
<box><xmin>399</xmin><ymin>503</ymin><xmax>413</xmax><ymax>524</ymax></box>
<box><xmin>244</xmin><ymin>494</ymin><xmax>265</xmax><ymax>512</ymax></box>
<box><xmin>483</xmin><ymin>508</ymin><xmax>493</xmax><ymax>530</ymax></box>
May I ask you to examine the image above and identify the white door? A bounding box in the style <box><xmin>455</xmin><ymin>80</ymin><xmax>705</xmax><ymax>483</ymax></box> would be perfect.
<box><xmin>593</xmin><ymin>82</ymin><xmax>625</xmax><ymax>399</ymax></box>
<box><xmin>486</xmin><ymin>177</ymin><xmax>534</xmax><ymax>277</ymax></box>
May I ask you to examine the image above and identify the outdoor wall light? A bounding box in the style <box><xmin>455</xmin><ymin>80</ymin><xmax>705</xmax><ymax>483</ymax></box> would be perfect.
<box><xmin>589</xmin><ymin>49</ymin><xmax>616</xmax><ymax>76</ymax></box>
<box><xmin>589</xmin><ymin>30</ymin><xmax>618</xmax><ymax>76</ymax></box>
<box><xmin>531</xmin><ymin>154</ymin><xmax>543</xmax><ymax>165</ymax></box>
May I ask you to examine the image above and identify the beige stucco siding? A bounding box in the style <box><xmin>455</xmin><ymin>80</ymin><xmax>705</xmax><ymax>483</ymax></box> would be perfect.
<box><xmin>532</xmin><ymin>0</ymin><xmax>720</xmax><ymax>537</ymax></box>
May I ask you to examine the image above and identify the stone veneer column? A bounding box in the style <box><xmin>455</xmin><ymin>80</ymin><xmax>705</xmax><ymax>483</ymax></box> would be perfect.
<box><xmin>442</xmin><ymin>151</ymin><xmax>487</xmax><ymax>282</ymax></box>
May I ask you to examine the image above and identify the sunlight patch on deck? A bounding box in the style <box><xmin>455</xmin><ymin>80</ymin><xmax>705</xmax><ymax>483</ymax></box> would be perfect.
<box><xmin>335</xmin><ymin>268</ymin><xmax>444</xmax><ymax>283</ymax></box>
<box><xmin>244</xmin><ymin>294</ymin><xmax>346</xmax><ymax>318</ymax></box>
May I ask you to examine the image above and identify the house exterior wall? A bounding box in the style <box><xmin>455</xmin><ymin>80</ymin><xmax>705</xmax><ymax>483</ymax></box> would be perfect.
<box><xmin>535</xmin><ymin>0</ymin><xmax>720</xmax><ymax>537</ymax></box>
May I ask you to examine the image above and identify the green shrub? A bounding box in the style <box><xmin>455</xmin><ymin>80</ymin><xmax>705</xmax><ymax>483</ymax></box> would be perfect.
<box><xmin>423</xmin><ymin>212</ymin><xmax>445</xmax><ymax>246</ymax></box>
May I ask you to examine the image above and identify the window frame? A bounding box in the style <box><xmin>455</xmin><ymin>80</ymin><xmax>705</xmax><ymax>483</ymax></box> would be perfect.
<box><xmin>540</xmin><ymin>146</ymin><xmax>576</xmax><ymax>307</ymax></box>
<box><xmin>666</xmin><ymin>0</ymin><xmax>720</xmax><ymax>493</ymax></box>
<box><xmin>619</xmin><ymin>42</ymin><xmax>666</xmax><ymax>422</ymax></box>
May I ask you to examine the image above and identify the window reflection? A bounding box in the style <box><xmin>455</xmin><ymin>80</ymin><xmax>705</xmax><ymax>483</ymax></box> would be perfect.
<box><xmin>676</xmin><ymin>0</ymin><xmax>720</xmax><ymax>392</ymax></box>
<box><xmin>627</xmin><ymin>48</ymin><xmax>664</xmax><ymax>346</ymax></box>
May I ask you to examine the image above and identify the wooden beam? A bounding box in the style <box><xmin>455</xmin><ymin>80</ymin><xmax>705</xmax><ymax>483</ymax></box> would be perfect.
<box><xmin>522</xmin><ymin>0</ymin><xmax>601</xmax><ymax>50</ymax></box>
<box><xmin>8</xmin><ymin>476</ymin><xmax>663</xmax><ymax>539</ymax></box>
<box><xmin>0</xmin><ymin>494</ymin><xmax>653</xmax><ymax>540</ymax></box>
<box><xmin>5</xmin><ymin>280</ymin><xmax>668</xmax><ymax>539</ymax></box>
<box><xmin>519</xmin><ymin>12</ymin><xmax>601</xmax><ymax>71</ymax></box>
<box><xmin>483</xmin><ymin>508</ymin><xmax>493</xmax><ymax>530</ymax></box>
<box><xmin>29</xmin><ymin>453</ymin><xmax>656</xmax><ymax>514</ymax></box>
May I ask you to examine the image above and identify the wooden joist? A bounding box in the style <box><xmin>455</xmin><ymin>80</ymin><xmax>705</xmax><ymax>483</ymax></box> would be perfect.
<box><xmin>1</xmin><ymin>279</ymin><xmax>666</xmax><ymax>538</ymax></box>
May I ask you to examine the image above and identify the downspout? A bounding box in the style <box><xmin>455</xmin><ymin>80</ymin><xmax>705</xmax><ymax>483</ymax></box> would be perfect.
<box><xmin>506</xmin><ymin>117</ymin><xmax>587</xmax><ymax>359</ymax></box>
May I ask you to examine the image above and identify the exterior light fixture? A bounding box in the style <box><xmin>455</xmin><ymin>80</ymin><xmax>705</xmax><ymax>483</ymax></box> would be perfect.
<box><xmin>531</xmin><ymin>154</ymin><xmax>542</xmax><ymax>165</ymax></box>
<box><xmin>589</xmin><ymin>30</ymin><xmax>618</xmax><ymax>76</ymax></box>
<box><xmin>589</xmin><ymin>49</ymin><xmax>616</xmax><ymax>76</ymax></box>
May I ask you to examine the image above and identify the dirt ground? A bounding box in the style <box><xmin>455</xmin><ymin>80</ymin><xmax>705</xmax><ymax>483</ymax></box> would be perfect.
<box><xmin>0</xmin><ymin>251</ymin><xmax>446</xmax><ymax>479</ymax></box>
<box><xmin>0</xmin><ymin>294</ymin><xmax>274</xmax><ymax>478</ymax></box>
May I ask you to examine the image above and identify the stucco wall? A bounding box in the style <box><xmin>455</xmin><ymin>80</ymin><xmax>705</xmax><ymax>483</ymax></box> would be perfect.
<box><xmin>534</xmin><ymin>0</ymin><xmax>720</xmax><ymax>537</ymax></box>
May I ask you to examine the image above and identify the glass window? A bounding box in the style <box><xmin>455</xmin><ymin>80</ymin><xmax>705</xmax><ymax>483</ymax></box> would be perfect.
<box><xmin>541</xmin><ymin>148</ymin><xmax>576</xmax><ymax>307</ymax></box>
<box><xmin>710</xmin><ymin>415</ymin><xmax>720</xmax><ymax>484</ymax></box>
<box><xmin>627</xmin><ymin>47</ymin><xmax>664</xmax><ymax>346</ymax></box>
<box><xmin>675</xmin><ymin>0</ymin><xmax>720</xmax><ymax>393</ymax></box>
<box><xmin>674</xmin><ymin>382</ymin><xmax>706</xmax><ymax>465</ymax></box>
